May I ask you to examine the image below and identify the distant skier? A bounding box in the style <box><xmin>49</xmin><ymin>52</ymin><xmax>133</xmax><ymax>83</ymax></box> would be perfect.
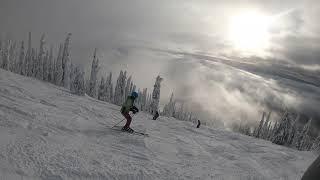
<box><xmin>152</xmin><ymin>111</ymin><xmax>159</xmax><ymax>120</ymax></box>
<box><xmin>120</xmin><ymin>92</ymin><xmax>139</xmax><ymax>133</ymax></box>
<box><xmin>196</xmin><ymin>120</ymin><xmax>201</xmax><ymax>128</ymax></box>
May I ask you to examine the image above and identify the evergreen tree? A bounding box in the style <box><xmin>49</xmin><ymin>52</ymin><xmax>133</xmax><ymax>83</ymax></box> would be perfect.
<box><xmin>62</xmin><ymin>33</ymin><xmax>72</xmax><ymax>83</ymax></box>
<box><xmin>296</xmin><ymin>118</ymin><xmax>312</xmax><ymax>150</ymax></box>
<box><xmin>9</xmin><ymin>41</ymin><xmax>17</xmax><ymax>73</ymax></box>
<box><xmin>272</xmin><ymin>111</ymin><xmax>292</xmax><ymax>145</ymax></box>
<box><xmin>87</xmin><ymin>48</ymin><xmax>99</xmax><ymax>98</ymax></box>
<box><xmin>255</xmin><ymin>112</ymin><xmax>266</xmax><ymax>138</ymax></box>
<box><xmin>43</xmin><ymin>50</ymin><xmax>49</xmax><ymax>81</ymax></box>
<box><xmin>98</xmin><ymin>77</ymin><xmax>106</xmax><ymax>101</ymax></box>
<box><xmin>55</xmin><ymin>44</ymin><xmax>63</xmax><ymax>86</ymax></box>
<box><xmin>36</xmin><ymin>34</ymin><xmax>46</xmax><ymax>80</ymax></box>
<box><xmin>114</xmin><ymin>71</ymin><xmax>121</xmax><ymax>104</ymax></box>
<box><xmin>18</xmin><ymin>41</ymin><xmax>25</xmax><ymax>75</ymax></box>
<box><xmin>178</xmin><ymin>102</ymin><xmax>185</xmax><ymax>120</ymax></box>
<box><xmin>121</xmin><ymin>71</ymin><xmax>127</xmax><ymax>103</ymax></box>
<box><xmin>288</xmin><ymin>114</ymin><xmax>299</xmax><ymax>147</ymax></box>
<box><xmin>110</xmin><ymin>83</ymin><xmax>114</xmax><ymax>103</ymax></box>
<box><xmin>26</xmin><ymin>32</ymin><xmax>33</xmax><ymax>76</ymax></box>
<box><xmin>141</xmin><ymin>88</ymin><xmax>147</xmax><ymax>111</ymax></box>
<box><xmin>132</xmin><ymin>85</ymin><xmax>136</xmax><ymax>94</ymax></box>
<box><xmin>114</xmin><ymin>70</ymin><xmax>127</xmax><ymax>105</ymax></box>
<box><xmin>47</xmin><ymin>46</ymin><xmax>54</xmax><ymax>83</ymax></box>
<box><xmin>261</xmin><ymin>111</ymin><xmax>271</xmax><ymax>139</ymax></box>
<box><xmin>69</xmin><ymin>63</ymin><xmax>75</xmax><ymax>93</ymax></box>
<box><xmin>105</xmin><ymin>72</ymin><xmax>113</xmax><ymax>102</ymax></box>
<box><xmin>125</xmin><ymin>76</ymin><xmax>132</xmax><ymax>99</ymax></box>
<box><xmin>63</xmin><ymin>54</ymin><xmax>71</xmax><ymax>89</ymax></box>
<box><xmin>129</xmin><ymin>82</ymin><xmax>134</xmax><ymax>94</ymax></box>
<box><xmin>0</xmin><ymin>38</ymin><xmax>3</xmax><ymax>67</ymax></box>
<box><xmin>31</xmin><ymin>48</ymin><xmax>37</xmax><ymax>77</ymax></box>
<box><xmin>71</xmin><ymin>67</ymin><xmax>86</xmax><ymax>96</ymax></box>
<box><xmin>311</xmin><ymin>134</ymin><xmax>320</xmax><ymax>152</ymax></box>
<box><xmin>1</xmin><ymin>40</ymin><xmax>10</xmax><ymax>70</ymax></box>
<box><xmin>163</xmin><ymin>93</ymin><xmax>176</xmax><ymax>117</ymax></box>
<box><xmin>266</xmin><ymin>121</ymin><xmax>273</xmax><ymax>140</ymax></box>
<box><xmin>150</xmin><ymin>75</ymin><xmax>163</xmax><ymax>114</ymax></box>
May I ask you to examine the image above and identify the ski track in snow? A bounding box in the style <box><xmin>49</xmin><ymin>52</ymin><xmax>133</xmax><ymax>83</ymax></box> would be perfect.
<box><xmin>0</xmin><ymin>69</ymin><xmax>317</xmax><ymax>180</ymax></box>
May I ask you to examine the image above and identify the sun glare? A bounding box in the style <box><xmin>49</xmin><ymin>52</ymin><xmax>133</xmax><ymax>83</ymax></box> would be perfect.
<box><xmin>228</xmin><ymin>12</ymin><xmax>271</xmax><ymax>54</ymax></box>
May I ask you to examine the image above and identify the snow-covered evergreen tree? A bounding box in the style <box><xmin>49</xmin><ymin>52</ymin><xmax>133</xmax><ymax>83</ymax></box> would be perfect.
<box><xmin>114</xmin><ymin>72</ymin><xmax>120</xmax><ymax>104</ymax></box>
<box><xmin>9</xmin><ymin>41</ymin><xmax>17</xmax><ymax>73</ymax></box>
<box><xmin>63</xmin><ymin>55</ymin><xmax>71</xmax><ymax>89</ymax></box>
<box><xmin>26</xmin><ymin>32</ymin><xmax>33</xmax><ymax>77</ymax></box>
<box><xmin>114</xmin><ymin>70</ymin><xmax>127</xmax><ymax>105</ymax></box>
<box><xmin>141</xmin><ymin>88</ymin><xmax>147</xmax><ymax>111</ymax></box>
<box><xmin>36</xmin><ymin>34</ymin><xmax>46</xmax><ymax>80</ymax></box>
<box><xmin>129</xmin><ymin>82</ymin><xmax>133</xmax><ymax>94</ymax></box>
<box><xmin>43</xmin><ymin>50</ymin><xmax>49</xmax><ymax>81</ymax></box>
<box><xmin>106</xmin><ymin>72</ymin><xmax>114</xmax><ymax>102</ymax></box>
<box><xmin>98</xmin><ymin>77</ymin><xmax>106</xmax><ymax>101</ymax></box>
<box><xmin>105</xmin><ymin>72</ymin><xmax>113</xmax><ymax>102</ymax></box>
<box><xmin>125</xmin><ymin>76</ymin><xmax>132</xmax><ymax>99</ymax></box>
<box><xmin>47</xmin><ymin>46</ymin><xmax>54</xmax><ymax>83</ymax></box>
<box><xmin>178</xmin><ymin>102</ymin><xmax>185</xmax><ymax>120</ymax></box>
<box><xmin>0</xmin><ymin>39</ymin><xmax>2</xmax><ymax>67</ymax></box>
<box><xmin>55</xmin><ymin>44</ymin><xmax>63</xmax><ymax>86</ymax></box>
<box><xmin>18</xmin><ymin>41</ymin><xmax>25</xmax><ymax>75</ymax></box>
<box><xmin>121</xmin><ymin>71</ymin><xmax>127</xmax><ymax>103</ymax></box>
<box><xmin>255</xmin><ymin>112</ymin><xmax>266</xmax><ymax>138</ymax></box>
<box><xmin>69</xmin><ymin>64</ymin><xmax>75</xmax><ymax>93</ymax></box>
<box><xmin>1</xmin><ymin>40</ymin><xmax>10</xmax><ymax>70</ymax></box>
<box><xmin>311</xmin><ymin>134</ymin><xmax>320</xmax><ymax>152</ymax></box>
<box><xmin>132</xmin><ymin>85</ymin><xmax>136</xmax><ymax>94</ymax></box>
<box><xmin>31</xmin><ymin>48</ymin><xmax>37</xmax><ymax>77</ymax></box>
<box><xmin>270</xmin><ymin>121</ymin><xmax>278</xmax><ymax>141</ymax></box>
<box><xmin>272</xmin><ymin>111</ymin><xmax>292</xmax><ymax>145</ymax></box>
<box><xmin>87</xmin><ymin>48</ymin><xmax>99</xmax><ymax>98</ymax></box>
<box><xmin>296</xmin><ymin>118</ymin><xmax>312</xmax><ymax>151</ymax></box>
<box><xmin>62</xmin><ymin>33</ymin><xmax>72</xmax><ymax>83</ymax></box>
<box><xmin>288</xmin><ymin>114</ymin><xmax>299</xmax><ymax>147</ymax></box>
<box><xmin>110</xmin><ymin>83</ymin><xmax>114</xmax><ymax>103</ymax></box>
<box><xmin>71</xmin><ymin>67</ymin><xmax>86</xmax><ymax>96</ymax></box>
<box><xmin>162</xmin><ymin>93</ymin><xmax>176</xmax><ymax>117</ymax></box>
<box><xmin>261</xmin><ymin>111</ymin><xmax>271</xmax><ymax>139</ymax></box>
<box><xmin>150</xmin><ymin>75</ymin><xmax>163</xmax><ymax>114</ymax></box>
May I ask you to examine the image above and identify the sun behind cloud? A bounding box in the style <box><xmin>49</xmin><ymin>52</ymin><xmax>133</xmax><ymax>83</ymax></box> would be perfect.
<box><xmin>228</xmin><ymin>11</ymin><xmax>272</xmax><ymax>55</ymax></box>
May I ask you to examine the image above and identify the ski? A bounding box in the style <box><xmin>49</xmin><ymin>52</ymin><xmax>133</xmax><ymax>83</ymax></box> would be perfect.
<box><xmin>132</xmin><ymin>131</ymin><xmax>149</xmax><ymax>136</ymax></box>
<box><xmin>110</xmin><ymin>127</ymin><xmax>149</xmax><ymax>137</ymax></box>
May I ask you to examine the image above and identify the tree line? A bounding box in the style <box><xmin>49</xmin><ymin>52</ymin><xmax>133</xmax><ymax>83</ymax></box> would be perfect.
<box><xmin>233</xmin><ymin>110</ymin><xmax>320</xmax><ymax>151</ymax></box>
<box><xmin>0</xmin><ymin>32</ymin><xmax>163</xmax><ymax>116</ymax></box>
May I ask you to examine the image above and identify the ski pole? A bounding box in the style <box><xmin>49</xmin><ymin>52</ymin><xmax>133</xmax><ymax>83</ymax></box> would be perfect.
<box><xmin>111</xmin><ymin>118</ymin><xmax>125</xmax><ymax>128</ymax></box>
<box><xmin>111</xmin><ymin>113</ymin><xmax>134</xmax><ymax>128</ymax></box>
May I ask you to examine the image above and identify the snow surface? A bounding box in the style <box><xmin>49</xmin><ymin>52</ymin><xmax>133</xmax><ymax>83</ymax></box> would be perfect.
<box><xmin>0</xmin><ymin>69</ymin><xmax>317</xmax><ymax>180</ymax></box>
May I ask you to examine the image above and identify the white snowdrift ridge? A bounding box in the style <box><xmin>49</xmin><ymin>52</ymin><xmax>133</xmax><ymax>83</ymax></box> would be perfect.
<box><xmin>0</xmin><ymin>69</ymin><xmax>316</xmax><ymax>180</ymax></box>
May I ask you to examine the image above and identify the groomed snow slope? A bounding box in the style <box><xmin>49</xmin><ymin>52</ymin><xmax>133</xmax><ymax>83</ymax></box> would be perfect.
<box><xmin>0</xmin><ymin>69</ymin><xmax>316</xmax><ymax>180</ymax></box>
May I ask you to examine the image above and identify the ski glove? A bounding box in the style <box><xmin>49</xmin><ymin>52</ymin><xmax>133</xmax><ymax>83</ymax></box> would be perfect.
<box><xmin>130</xmin><ymin>106</ymin><xmax>139</xmax><ymax>114</ymax></box>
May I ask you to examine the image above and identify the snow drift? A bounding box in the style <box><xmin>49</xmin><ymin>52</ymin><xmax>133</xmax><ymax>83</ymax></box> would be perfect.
<box><xmin>0</xmin><ymin>69</ymin><xmax>316</xmax><ymax>180</ymax></box>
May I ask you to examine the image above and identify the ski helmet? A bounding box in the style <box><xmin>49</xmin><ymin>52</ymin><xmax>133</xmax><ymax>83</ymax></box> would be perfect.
<box><xmin>131</xmin><ymin>91</ymin><xmax>138</xmax><ymax>98</ymax></box>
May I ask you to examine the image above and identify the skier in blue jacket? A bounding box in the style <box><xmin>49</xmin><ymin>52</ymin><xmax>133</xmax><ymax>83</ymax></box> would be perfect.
<box><xmin>120</xmin><ymin>92</ymin><xmax>139</xmax><ymax>133</ymax></box>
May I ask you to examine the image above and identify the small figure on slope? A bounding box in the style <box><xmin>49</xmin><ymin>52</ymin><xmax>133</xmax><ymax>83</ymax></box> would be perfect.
<box><xmin>197</xmin><ymin>120</ymin><xmax>201</xmax><ymax>128</ymax></box>
<box><xmin>152</xmin><ymin>111</ymin><xmax>159</xmax><ymax>120</ymax></box>
<box><xmin>120</xmin><ymin>92</ymin><xmax>139</xmax><ymax>133</ymax></box>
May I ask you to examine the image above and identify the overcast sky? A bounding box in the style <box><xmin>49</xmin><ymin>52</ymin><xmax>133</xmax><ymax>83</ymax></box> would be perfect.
<box><xmin>1</xmin><ymin>0</ymin><xmax>319</xmax><ymax>128</ymax></box>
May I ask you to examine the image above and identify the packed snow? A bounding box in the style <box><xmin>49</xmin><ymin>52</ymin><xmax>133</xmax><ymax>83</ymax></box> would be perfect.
<box><xmin>0</xmin><ymin>69</ymin><xmax>317</xmax><ymax>180</ymax></box>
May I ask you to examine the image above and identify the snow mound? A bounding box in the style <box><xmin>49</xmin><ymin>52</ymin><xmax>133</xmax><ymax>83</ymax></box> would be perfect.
<box><xmin>0</xmin><ymin>69</ymin><xmax>316</xmax><ymax>180</ymax></box>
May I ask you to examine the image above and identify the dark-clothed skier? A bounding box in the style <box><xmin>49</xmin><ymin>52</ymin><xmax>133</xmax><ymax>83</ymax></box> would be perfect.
<box><xmin>196</xmin><ymin>120</ymin><xmax>201</xmax><ymax>128</ymax></box>
<box><xmin>120</xmin><ymin>92</ymin><xmax>139</xmax><ymax>133</ymax></box>
<box><xmin>153</xmin><ymin>111</ymin><xmax>159</xmax><ymax>120</ymax></box>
